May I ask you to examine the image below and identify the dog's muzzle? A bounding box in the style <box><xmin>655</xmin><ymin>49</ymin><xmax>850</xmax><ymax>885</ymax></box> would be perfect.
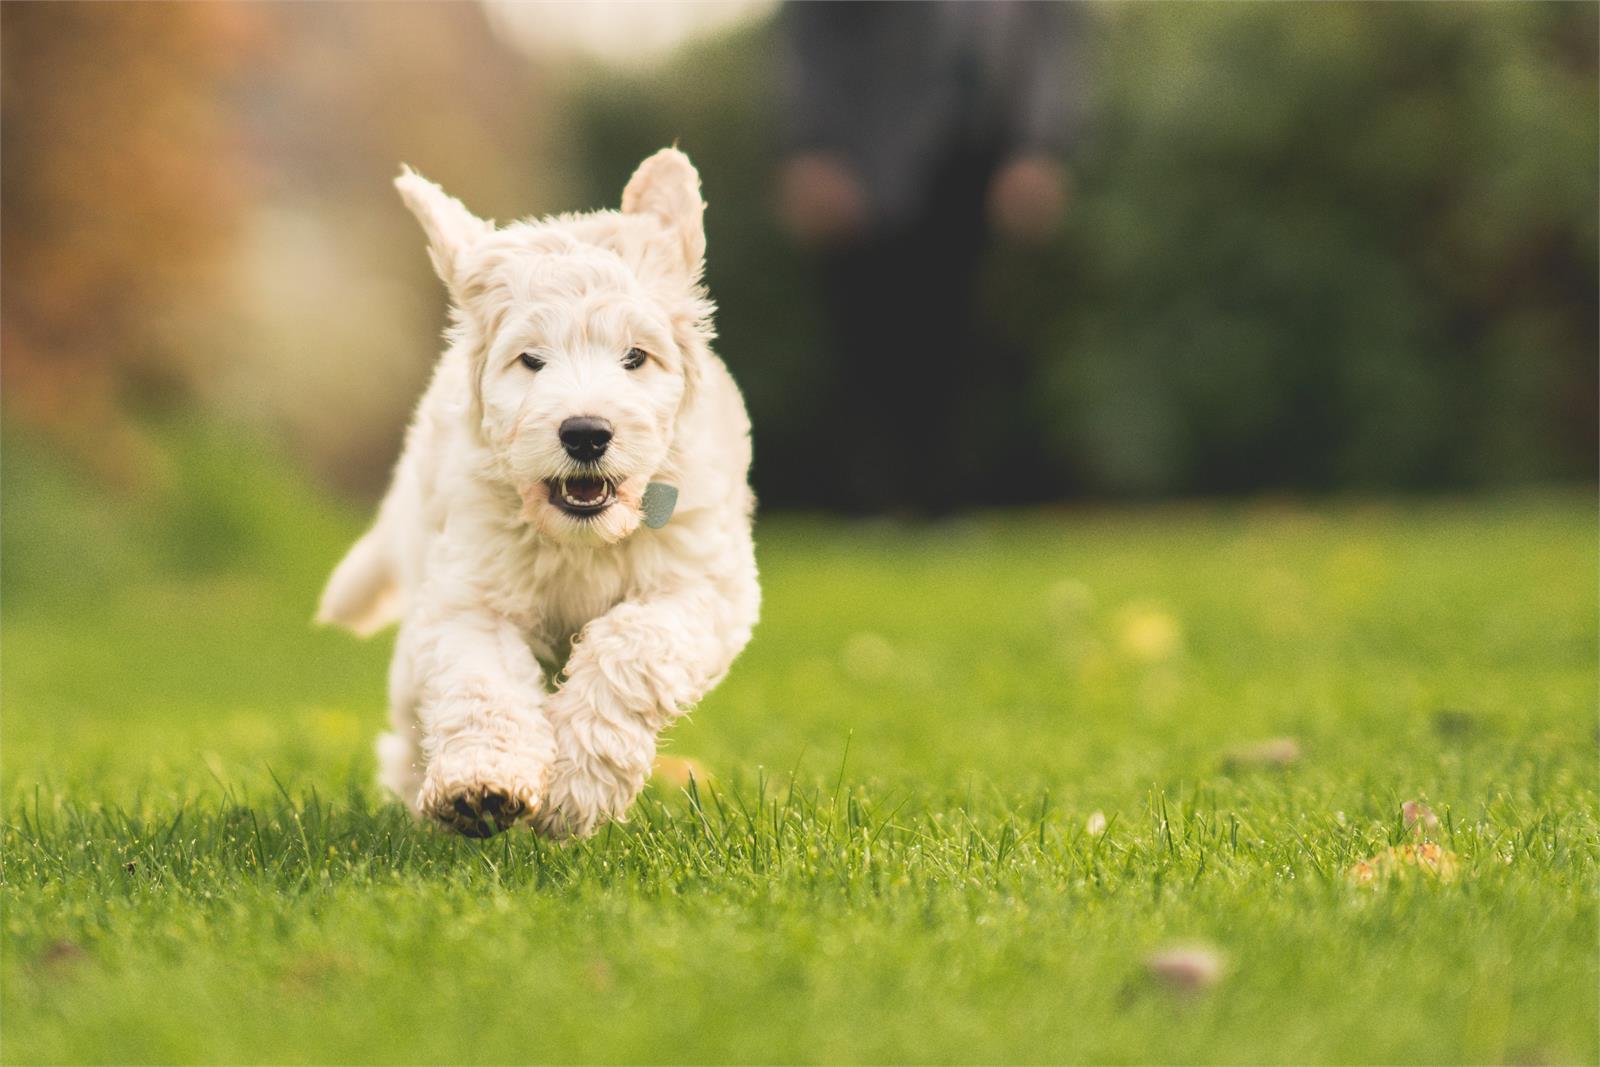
<box><xmin>547</xmin><ymin>474</ymin><xmax>616</xmax><ymax>517</ymax></box>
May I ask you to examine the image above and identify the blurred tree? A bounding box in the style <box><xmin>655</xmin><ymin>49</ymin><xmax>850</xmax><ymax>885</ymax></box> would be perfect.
<box><xmin>190</xmin><ymin>2</ymin><xmax>554</xmax><ymax>496</ymax></box>
<box><xmin>1036</xmin><ymin>2</ymin><xmax>1599</xmax><ymax>494</ymax></box>
<box><xmin>1</xmin><ymin>2</ymin><xmax>260</xmax><ymax>482</ymax></box>
<box><xmin>2</xmin><ymin>3</ymin><xmax>556</xmax><ymax>497</ymax></box>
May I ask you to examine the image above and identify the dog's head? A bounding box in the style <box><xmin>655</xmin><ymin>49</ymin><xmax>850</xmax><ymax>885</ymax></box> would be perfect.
<box><xmin>396</xmin><ymin>149</ymin><xmax>713</xmax><ymax>544</ymax></box>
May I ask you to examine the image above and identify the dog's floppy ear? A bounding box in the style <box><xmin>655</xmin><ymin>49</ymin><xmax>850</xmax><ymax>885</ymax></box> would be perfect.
<box><xmin>394</xmin><ymin>166</ymin><xmax>492</xmax><ymax>292</ymax></box>
<box><xmin>621</xmin><ymin>148</ymin><xmax>706</xmax><ymax>276</ymax></box>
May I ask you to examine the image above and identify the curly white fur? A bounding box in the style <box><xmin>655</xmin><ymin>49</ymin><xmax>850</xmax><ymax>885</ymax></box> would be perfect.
<box><xmin>317</xmin><ymin>150</ymin><xmax>759</xmax><ymax>840</ymax></box>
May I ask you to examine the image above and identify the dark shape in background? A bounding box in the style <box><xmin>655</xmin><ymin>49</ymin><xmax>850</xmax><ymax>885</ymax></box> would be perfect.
<box><xmin>771</xmin><ymin>2</ymin><xmax>1084</xmax><ymax>514</ymax></box>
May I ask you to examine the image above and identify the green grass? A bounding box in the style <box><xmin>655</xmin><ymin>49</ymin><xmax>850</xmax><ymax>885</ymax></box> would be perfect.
<box><xmin>3</xmin><ymin>429</ymin><xmax>1596</xmax><ymax>1064</ymax></box>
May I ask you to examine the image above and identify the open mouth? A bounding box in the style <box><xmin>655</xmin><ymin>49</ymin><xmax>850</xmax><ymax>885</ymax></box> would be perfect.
<box><xmin>546</xmin><ymin>474</ymin><xmax>616</xmax><ymax>518</ymax></box>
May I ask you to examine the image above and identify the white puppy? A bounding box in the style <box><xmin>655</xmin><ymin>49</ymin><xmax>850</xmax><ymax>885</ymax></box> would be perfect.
<box><xmin>317</xmin><ymin>149</ymin><xmax>759</xmax><ymax>839</ymax></box>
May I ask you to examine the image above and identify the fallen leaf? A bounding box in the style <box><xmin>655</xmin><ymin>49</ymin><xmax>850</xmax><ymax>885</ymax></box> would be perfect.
<box><xmin>1431</xmin><ymin>708</ymin><xmax>1477</xmax><ymax>738</ymax></box>
<box><xmin>584</xmin><ymin>958</ymin><xmax>615</xmax><ymax>993</ymax></box>
<box><xmin>1349</xmin><ymin>841</ymin><xmax>1460</xmax><ymax>885</ymax></box>
<box><xmin>1222</xmin><ymin>737</ymin><xmax>1302</xmax><ymax>771</ymax></box>
<box><xmin>1146</xmin><ymin>943</ymin><xmax>1226</xmax><ymax>992</ymax></box>
<box><xmin>38</xmin><ymin>940</ymin><xmax>87</xmax><ymax>974</ymax></box>
<box><xmin>1114</xmin><ymin>603</ymin><xmax>1183</xmax><ymax>663</ymax></box>
<box><xmin>652</xmin><ymin>754</ymin><xmax>711</xmax><ymax>789</ymax></box>
<box><xmin>1401</xmin><ymin>800</ymin><xmax>1439</xmax><ymax>836</ymax></box>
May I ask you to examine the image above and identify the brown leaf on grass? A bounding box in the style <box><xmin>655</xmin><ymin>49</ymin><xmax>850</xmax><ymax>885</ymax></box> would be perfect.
<box><xmin>652</xmin><ymin>754</ymin><xmax>711</xmax><ymax>790</ymax></box>
<box><xmin>1401</xmin><ymin>800</ymin><xmax>1439</xmax><ymax>836</ymax></box>
<box><xmin>1146</xmin><ymin>943</ymin><xmax>1227</xmax><ymax>992</ymax></box>
<box><xmin>38</xmin><ymin>940</ymin><xmax>88</xmax><ymax>974</ymax></box>
<box><xmin>584</xmin><ymin>958</ymin><xmax>615</xmax><ymax>993</ymax></box>
<box><xmin>1349</xmin><ymin>841</ymin><xmax>1460</xmax><ymax>886</ymax></box>
<box><xmin>1431</xmin><ymin>708</ymin><xmax>1477</xmax><ymax>738</ymax></box>
<box><xmin>282</xmin><ymin>951</ymin><xmax>356</xmax><ymax>992</ymax></box>
<box><xmin>1222</xmin><ymin>737</ymin><xmax>1302</xmax><ymax>771</ymax></box>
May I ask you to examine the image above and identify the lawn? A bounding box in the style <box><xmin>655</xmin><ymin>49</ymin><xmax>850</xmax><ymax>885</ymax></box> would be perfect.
<box><xmin>3</xmin><ymin>431</ymin><xmax>1596</xmax><ymax>1064</ymax></box>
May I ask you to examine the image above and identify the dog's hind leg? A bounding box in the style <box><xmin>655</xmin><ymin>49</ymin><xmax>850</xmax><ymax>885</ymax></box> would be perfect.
<box><xmin>317</xmin><ymin>525</ymin><xmax>399</xmax><ymax>637</ymax></box>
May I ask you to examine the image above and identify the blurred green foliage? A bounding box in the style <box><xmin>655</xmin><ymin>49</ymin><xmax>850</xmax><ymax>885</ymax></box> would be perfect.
<box><xmin>570</xmin><ymin>3</ymin><xmax>1596</xmax><ymax>503</ymax></box>
<box><xmin>0</xmin><ymin>421</ymin><xmax>354</xmax><ymax>612</ymax></box>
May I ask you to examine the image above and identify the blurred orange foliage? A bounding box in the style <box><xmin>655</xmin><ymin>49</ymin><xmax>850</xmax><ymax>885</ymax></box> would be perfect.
<box><xmin>2</xmin><ymin>3</ymin><xmax>554</xmax><ymax>491</ymax></box>
<box><xmin>2</xmin><ymin>3</ymin><xmax>263</xmax><ymax>478</ymax></box>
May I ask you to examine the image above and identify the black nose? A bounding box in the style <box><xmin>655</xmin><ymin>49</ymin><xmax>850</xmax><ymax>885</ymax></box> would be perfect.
<box><xmin>559</xmin><ymin>416</ymin><xmax>613</xmax><ymax>461</ymax></box>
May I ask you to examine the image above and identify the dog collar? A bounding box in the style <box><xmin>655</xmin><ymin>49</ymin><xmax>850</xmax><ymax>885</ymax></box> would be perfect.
<box><xmin>641</xmin><ymin>482</ymin><xmax>678</xmax><ymax>528</ymax></box>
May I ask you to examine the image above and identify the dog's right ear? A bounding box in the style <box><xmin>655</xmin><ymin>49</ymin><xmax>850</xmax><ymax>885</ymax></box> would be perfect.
<box><xmin>621</xmin><ymin>148</ymin><xmax>706</xmax><ymax>277</ymax></box>
<box><xmin>394</xmin><ymin>166</ymin><xmax>491</xmax><ymax>292</ymax></box>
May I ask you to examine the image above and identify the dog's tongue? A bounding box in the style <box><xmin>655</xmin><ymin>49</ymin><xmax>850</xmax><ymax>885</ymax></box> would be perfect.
<box><xmin>565</xmin><ymin>476</ymin><xmax>607</xmax><ymax>504</ymax></box>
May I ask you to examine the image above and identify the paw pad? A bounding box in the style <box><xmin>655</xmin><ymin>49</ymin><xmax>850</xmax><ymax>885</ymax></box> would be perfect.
<box><xmin>434</xmin><ymin>788</ymin><xmax>533</xmax><ymax>838</ymax></box>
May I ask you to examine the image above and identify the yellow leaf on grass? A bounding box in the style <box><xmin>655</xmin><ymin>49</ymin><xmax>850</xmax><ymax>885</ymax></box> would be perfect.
<box><xmin>1114</xmin><ymin>603</ymin><xmax>1183</xmax><ymax>663</ymax></box>
<box><xmin>652</xmin><ymin>754</ymin><xmax>711</xmax><ymax>790</ymax></box>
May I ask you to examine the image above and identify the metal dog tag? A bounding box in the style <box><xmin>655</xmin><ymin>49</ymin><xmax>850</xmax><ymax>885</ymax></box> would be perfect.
<box><xmin>641</xmin><ymin>482</ymin><xmax>678</xmax><ymax>529</ymax></box>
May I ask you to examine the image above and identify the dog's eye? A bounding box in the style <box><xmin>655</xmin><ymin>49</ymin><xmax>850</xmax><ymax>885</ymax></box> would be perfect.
<box><xmin>622</xmin><ymin>346</ymin><xmax>648</xmax><ymax>371</ymax></box>
<box><xmin>518</xmin><ymin>352</ymin><xmax>546</xmax><ymax>372</ymax></box>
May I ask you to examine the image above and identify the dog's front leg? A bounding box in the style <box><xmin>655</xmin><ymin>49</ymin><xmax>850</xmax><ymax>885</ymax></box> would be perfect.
<box><xmin>534</xmin><ymin>582</ymin><xmax>756</xmax><ymax>839</ymax></box>
<box><xmin>396</xmin><ymin>588</ymin><xmax>555</xmax><ymax>837</ymax></box>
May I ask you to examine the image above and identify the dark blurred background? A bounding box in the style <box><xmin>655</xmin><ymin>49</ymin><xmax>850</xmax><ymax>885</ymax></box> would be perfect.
<box><xmin>4</xmin><ymin>1</ymin><xmax>1596</xmax><ymax>516</ymax></box>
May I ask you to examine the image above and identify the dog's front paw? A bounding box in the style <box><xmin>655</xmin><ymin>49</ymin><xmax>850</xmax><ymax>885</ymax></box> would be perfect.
<box><xmin>418</xmin><ymin>745</ymin><xmax>546</xmax><ymax>838</ymax></box>
<box><xmin>532</xmin><ymin>755</ymin><xmax>646</xmax><ymax>842</ymax></box>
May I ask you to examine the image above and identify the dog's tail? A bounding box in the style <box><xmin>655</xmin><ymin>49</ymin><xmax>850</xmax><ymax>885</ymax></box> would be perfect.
<box><xmin>316</xmin><ymin>524</ymin><xmax>400</xmax><ymax>637</ymax></box>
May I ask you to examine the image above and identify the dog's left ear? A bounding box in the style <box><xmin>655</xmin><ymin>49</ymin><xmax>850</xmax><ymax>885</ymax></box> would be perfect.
<box><xmin>621</xmin><ymin>148</ymin><xmax>706</xmax><ymax>276</ymax></box>
<box><xmin>394</xmin><ymin>166</ymin><xmax>492</xmax><ymax>294</ymax></box>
